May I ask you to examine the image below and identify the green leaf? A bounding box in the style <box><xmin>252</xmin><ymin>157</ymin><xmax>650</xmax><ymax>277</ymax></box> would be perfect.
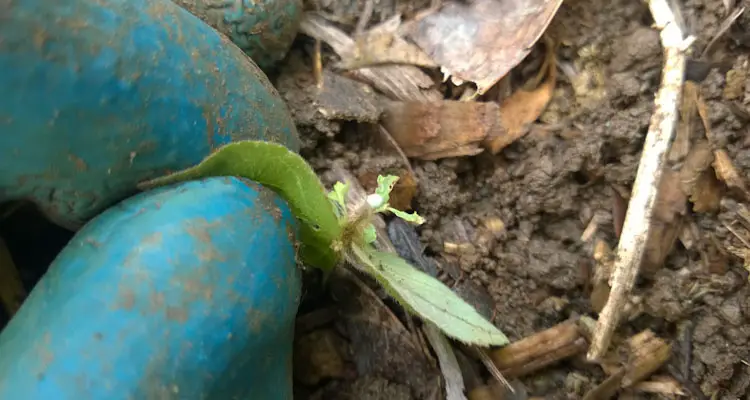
<box><xmin>388</xmin><ymin>207</ymin><xmax>425</xmax><ymax>225</ymax></box>
<box><xmin>363</xmin><ymin>224</ymin><xmax>377</xmax><ymax>244</ymax></box>
<box><xmin>373</xmin><ymin>175</ymin><xmax>399</xmax><ymax>212</ymax></box>
<box><xmin>139</xmin><ymin>141</ymin><xmax>342</xmax><ymax>271</ymax></box>
<box><xmin>327</xmin><ymin>181</ymin><xmax>350</xmax><ymax>220</ymax></box>
<box><xmin>352</xmin><ymin>246</ymin><xmax>509</xmax><ymax>346</ymax></box>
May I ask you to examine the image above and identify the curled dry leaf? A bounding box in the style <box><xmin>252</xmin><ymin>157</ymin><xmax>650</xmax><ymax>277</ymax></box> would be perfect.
<box><xmin>668</xmin><ymin>81</ymin><xmax>698</xmax><ymax>162</ymax></box>
<box><xmin>714</xmin><ymin>149</ymin><xmax>750</xmax><ymax>199</ymax></box>
<box><xmin>642</xmin><ymin>170</ymin><xmax>686</xmax><ymax>275</ymax></box>
<box><xmin>338</xmin><ymin>15</ymin><xmax>438</xmax><ymax>70</ymax></box>
<box><xmin>405</xmin><ymin>0</ymin><xmax>563</xmax><ymax>94</ymax></box>
<box><xmin>300</xmin><ymin>12</ymin><xmax>442</xmax><ymax>102</ymax></box>
<box><xmin>485</xmin><ymin>41</ymin><xmax>557</xmax><ymax>154</ymax></box>
<box><xmin>293</xmin><ymin>329</ymin><xmax>349</xmax><ymax>385</ymax></box>
<box><xmin>679</xmin><ymin>140</ymin><xmax>722</xmax><ymax>213</ymax></box>
<box><xmin>691</xmin><ymin>80</ymin><xmax>750</xmax><ymax>200</ymax></box>
<box><xmin>330</xmin><ymin>268</ymin><xmax>440</xmax><ymax>398</ymax></box>
<box><xmin>584</xmin><ymin>330</ymin><xmax>671</xmax><ymax>399</ymax></box>
<box><xmin>380</xmin><ymin>100</ymin><xmax>502</xmax><ymax>160</ymax></box>
<box><xmin>422</xmin><ymin>323</ymin><xmax>468</xmax><ymax>400</ymax></box>
<box><xmin>380</xmin><ymin>42</ymin><xmax>557</xmax><ymax>160</ymax></box>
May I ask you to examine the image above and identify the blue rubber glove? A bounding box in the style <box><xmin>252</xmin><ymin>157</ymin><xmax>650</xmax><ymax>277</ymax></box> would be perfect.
<box><xmin>0</xmin><ymin>177</ymin><xmax>301</xmax><ymax>399</ymax></box>
<box><xmin>0</xmin><ymin>0</ymin><xmax>299</xmax><ymax>230</ymax></box>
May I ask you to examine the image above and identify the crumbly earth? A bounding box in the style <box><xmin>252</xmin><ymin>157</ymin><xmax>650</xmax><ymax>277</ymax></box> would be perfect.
<box><xmin>1</xmin><ymin>0</ymin><xmax>743</xmax><ymax>398</ymax></box>
<box><xmin>283</xmin><ymin>0</ymin><xmax>750</xmax><ymax>398</ymax></box>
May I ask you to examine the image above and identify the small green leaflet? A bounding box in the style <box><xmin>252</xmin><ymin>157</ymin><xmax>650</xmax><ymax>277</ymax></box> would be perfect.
<box><xmin>327</xmin><ymin>181</ymin><xmax>349</xmax><ymax>221</ymax></box>
<box><xmin>351</xmin><ymin>245</ymin><xmax>509</xmax><ymax>346</ymax></box>
<box><xmin>371</xmin><ymin>176</ymin><xmax>425</xmax><ymax>225</ymax></box>
<box><xmin>139</xmin><ymin>141</ymin><xmax>342</xmax><ymax>271</ymax></box>
<box><xmin>373</xmin><ymin>175</ymin><xmax>399</xmax><ymax>210</ymax></box>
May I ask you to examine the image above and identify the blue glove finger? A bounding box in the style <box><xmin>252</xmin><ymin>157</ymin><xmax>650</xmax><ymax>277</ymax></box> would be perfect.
<box><xmin>172</xmin><ymin>0</ymin><xmax>303</xmax><ymax>70</ymax></box>
<box><xmin>0</xmin><ymin>0</ymin><xmax>300</xmax><ymax>230</ymax></box>
<box><xmin>0</xmin><ymin>177</ymin><xmax>301</xmax><ymax>400</ymax></box>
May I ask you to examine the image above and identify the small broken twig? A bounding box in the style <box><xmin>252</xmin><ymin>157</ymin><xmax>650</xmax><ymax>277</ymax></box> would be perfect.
<box><xmin>490</xmin><ymin>319</ymin><xmax>588</xmax><ymax>378</ymax></box>
<box><xmin>587</xmin><ymin>0</ymin><xmax>694</xmax><ymax>361</ymax></box>
<box><xmin>475</xmin><ymin>347</ymin><xmax>513</xmax><ymax>393</ymax></box>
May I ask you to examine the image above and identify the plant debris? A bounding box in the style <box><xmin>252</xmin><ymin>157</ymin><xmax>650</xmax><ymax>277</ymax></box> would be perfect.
<box><xmin>404</xmin><ymin>0</ymin><xmax>563</xmax><ymax>94</ymax></box>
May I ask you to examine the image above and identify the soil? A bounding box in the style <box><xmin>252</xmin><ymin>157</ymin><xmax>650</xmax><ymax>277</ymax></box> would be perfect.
<box><xmin>1</xmin><ymin>0</ymin><xmax>747</xmax><ymax>398</ymax></box>
<box><xmin>280</xmin><ymin>0</ymin><xmax>750</xmax><ymax>399</ymax></box>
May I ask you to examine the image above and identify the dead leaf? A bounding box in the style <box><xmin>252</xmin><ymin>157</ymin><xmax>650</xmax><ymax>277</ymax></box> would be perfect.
<box><xmin>714</xmin><ymin>149</ymin><xmax>750</xmax><ymax>198</ymax></box>
<box><xmin>485</xmin><ymin>38</ymin><xmax>557</xmax><ymax>154</ymax></box>
<box><xmin>300</xmin><ymin>13</ymin><xmax>442</xmax><ymax>102</ymax></box>
<box><xmin>338</xmin><ymin>15</ymin><xmax>438</xmax><ymax>70</ymax></box>
<box><xmin>277</xmin><ymin>61</ymin><xmax>384</xmax><ymax>131</ymax></box>
<box><xmin>691</xmin><ymin>81</ymin><xmax>750</xmax><ymax>200</ymax></box>
<box><xmin>584</xmin><ymin>331</ymin><xmax>671</xmax><ymax>399</ymax></box>
<box><xmin>702</xmin><ymin>235</ymin><xmax>729</xmax><ymax>274</ymax></box>
<box><xmin>405</xmin><ymin>0</ymin><xmax>563</xmax><ymax>94</ymax></box>
<box><xmin>330</xmin><ymin>268</ymin><xmax>440</xmax><ymax>398</ymax></box>
<box><xmin>669</xmin><ymin>82</ymin><xmax>698</xmax><ymax>162</ymax></box>
<box><xmin>690</xmin><ymin>171</ymin><xmax>723</xmax><ymax>213</ymax></box>
<box><xmin>695</xmin><ymin>86</ymin><xmax>714</xmax><ymax>142</ymax></box>
<box><xmin>381</xmin><ymin>100</ymin><xmax>502</xmax><ymax>160</ymax></box>
<box><xmin>591</xmin><ymin>240</ymin><xmax>614</xmax><ymax>313</ymax></box>
<box><xmin>679</xmin><ymin>140</ymin><xmax>722</xmax><ymax>213</ymax></box>
<box><xmin>293</xmin><ymin>329</ymin><xmax>350</xmax><ymax>385</ymax></box>
<box><xmin>379</xmin><ymin>39</ymin><xmax>557</xmax><ymax>160</ymax></box>
<box><xmin>643</xmin><ymin>170</ymin><xmax>686</xmax><ymax>275</ymax></box>
<box><xmin>632</xmin><ymin>376</ymin><xmax>687</xmax><ymax>397</ymax></box>
<box><xmin>622</xmin><ymin>330</ymin><xmax>672</xmax><ymax>387</ymax></box>
<box><xmin>611</xmin><ymin>187</ymin><xmax>627</xmax><ymax>239</ymax></box>
<box><xmin>654</xmin><ymin>170</ymin><xmax>687</xmax><ymax>223</ymax></box>
<box><xmin>422</xmin><ymin>323</ymin><xmax>468</xmax><ymax>400</ymax></box>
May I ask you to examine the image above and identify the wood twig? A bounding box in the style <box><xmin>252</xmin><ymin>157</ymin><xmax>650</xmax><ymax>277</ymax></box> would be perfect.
<box><xmin>490</xmin><ymin>319</ymin><xmax>588</xmax><ymax>378</ymax></box>
<box><xmin>587</xmin><ymin>0</ymin><xmax>694</xmax><ymax>361</ymax></box>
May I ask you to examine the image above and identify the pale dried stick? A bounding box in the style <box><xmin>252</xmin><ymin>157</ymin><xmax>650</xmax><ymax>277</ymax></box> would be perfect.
<box><xmin>587</xmin><ymin>0</ymin><xmax>694</xmax><ymax>361</ymax></box>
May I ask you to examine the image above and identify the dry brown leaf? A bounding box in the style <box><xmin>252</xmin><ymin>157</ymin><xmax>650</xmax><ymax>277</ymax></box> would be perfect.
<box><xmin>632</xmin><ymin>376</ymin><xmax>687</xmax><ymax>396</ymax></box>
<box><xmin>642</xmin><ymin>170</ymin><xmax>685</xmax><ymax>275</ymax></box>
<box><xmin>422</xmin><ymin>324</ymin><xmax>468</xmax><ymax>400</ymax></box>
<box><xmin>679</xmin><ymin>140</ymin><xmax>714</xmax><ymax>193</ymax></box>
<box><xmin>669</xmin><ymin>81</ymin><xmax>698</xmax><ymax>162</ymax></box>
<box><xmin>380</xmin><ymin>40</ymin><xmax>556</xmax><ymax>160</ymax></box>
<box><xmin>381</xmin><ymin>100</ymin><xmax>502</xmax><ymax>160</ymax></box>
<box><xmin>405</xmin><ymin>0</ymin><xmax>563</xmax><ymax>94</ymax></box>
<box><xmin>690</xmin><ymin>81</ymin><xmax>750</xmax><ymax>200</ymax></box>
<box><xmin>690</xmin><ymin>170</ymin><xmax>723</xmax><ymax>213</ymax></box>
<box><xmin>611</xmin><ymin>187</ymin><xmax>627</xmax><ymax>239</ymax></box>
<box><xmin>293</xmin><ymin>329</ymin><xmax>349</xmax><ymax>385</ymax></box>
<box><xmin>622</xmin><ymin>331</ymin><xmax>672</xmax><ymax>387</ymax></box>
<box><xmin>339</xmin><ymin>15</ymin><xmax>438</xmax><ymax>69</ymax></box>
<box><xmin>695</xmin><ymin>86</ymin><xmax>714</xmax><ymax>141</ymax></box>
<box><xmin>591</xmin><ymin>240</ymin><xmax>614</xmax><ymax>313</ymax></box>
<box><xmin>714</xmin><ymin>149</ymin><xmax>750</xmax><ymax>198</ymax></box>
<box><xmin>679</xmin><ymin>140</ymin><xmax>722</xmax><ymax>213</ymax></box>
<box><xmin>300</xmin><ymin>13</ymin><xmax>442</xmax><ymax>102</ymax></box>
<box><xmin>329</xmin><ymin>268</ymin><xmax>440</xmax><ymax>397</ymax></box>
<box><xmin>467</xmin><ymin>386</ymin><xmax>497</xmax><ymax>400</ymax></box>
<box><xmin>485</xmin><ymin>40</ymin><xmax>557</xmax><ymax>154</ymax></box>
